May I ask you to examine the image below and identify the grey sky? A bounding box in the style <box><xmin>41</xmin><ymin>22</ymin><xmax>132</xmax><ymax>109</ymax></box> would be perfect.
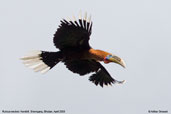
<box><xmin>0</xmin><ymin>0</ymin><xmax>171</xmax><ymax>114</ymax></box>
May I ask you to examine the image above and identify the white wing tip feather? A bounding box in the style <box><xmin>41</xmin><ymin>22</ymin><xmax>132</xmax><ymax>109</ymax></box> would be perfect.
<box><xmin>79</xmin><ymin>11</ymin><xmax>82</xmax><ymax>19</ymax></box>
<box><xmin>72</xmin><ymin>15</ymin><xmax>76</xmax><ymax>21</ymax></box>
<box><xmin>67</xmin><ymin>17</ymin><xmax>72</xmax><ymax>22</ymax></box>
<box><xmin>88</xmin><ymin>15</ymin><xmax>91</xmax><ymax>23</ymax></box>
<box><xmin>67</xmin><ymin>12</ymin><xmax>92</xmax><ymax>24</ymax></box>
<box><xmin>84</xmin><ymin>12</ymin><xmax>87</xmax><ymax>21</ymax></box>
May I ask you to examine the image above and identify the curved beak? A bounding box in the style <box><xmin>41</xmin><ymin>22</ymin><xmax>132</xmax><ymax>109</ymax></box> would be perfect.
<box><xmin>108</xmin><ymin>56</ymin><xmax>126</xmax><ymax>68</ymax></box>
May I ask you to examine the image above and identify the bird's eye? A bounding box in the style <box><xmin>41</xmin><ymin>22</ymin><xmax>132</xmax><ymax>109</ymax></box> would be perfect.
<box><xmin>106</xmin><ymin>55</ymin><xmax>112</xmax><ymax>59</ymax></box>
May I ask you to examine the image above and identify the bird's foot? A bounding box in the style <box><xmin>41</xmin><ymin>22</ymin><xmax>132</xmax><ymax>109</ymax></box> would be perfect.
<box><xmin>115</xmin><ymin>80</ymin><xmax>126</xmax><ymax>84</ymax></box>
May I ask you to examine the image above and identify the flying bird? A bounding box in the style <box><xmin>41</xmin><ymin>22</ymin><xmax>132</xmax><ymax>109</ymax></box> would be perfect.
<box><xmin>21</xmin><ymin>12</ymin><xmax>126</xmax><ymax>87</ymax></box>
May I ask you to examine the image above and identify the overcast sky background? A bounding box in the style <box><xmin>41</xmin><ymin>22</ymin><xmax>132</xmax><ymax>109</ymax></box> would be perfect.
<box><xmin>0</xmin><ymin>0</ymin><xmax>171</xmax><ymax>114</ymax></box>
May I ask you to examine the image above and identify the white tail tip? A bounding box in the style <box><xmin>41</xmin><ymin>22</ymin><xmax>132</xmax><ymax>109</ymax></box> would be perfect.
<box><xmin>21</xmin><ymin>50</ymin><xmax>50</xmax><ymax>74</ymax></box>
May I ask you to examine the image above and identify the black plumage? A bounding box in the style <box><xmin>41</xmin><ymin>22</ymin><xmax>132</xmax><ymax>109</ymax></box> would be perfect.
<box><xmin>53</xmin><ymin>19</ymin><xmax>91</xmax><ymax>50</ymax></box>
<box><xmin>52</xmin><ymin>17</ymin><xmax>118</xmax><ymax>87</ymax></box>
<box><xmin>21</xmin><ymin>13</ymin><xmax>125</xmax><ymax>87</ymax></box>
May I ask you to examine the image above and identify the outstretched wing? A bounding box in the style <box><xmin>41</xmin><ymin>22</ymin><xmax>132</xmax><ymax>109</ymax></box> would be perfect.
<box><xmin>53</xmin><ymin>14</ymin><xmax>92</xmax><ymax>50</ymax></box>
<box><xmin>64</xmin><ymin>59</ymin><xmax>124</xmax><ymax>87</ymax></box>
<box><xmin>89</xmin><ymin>62</ymin><xmax>123</xmax><ymax>87</ymax></box>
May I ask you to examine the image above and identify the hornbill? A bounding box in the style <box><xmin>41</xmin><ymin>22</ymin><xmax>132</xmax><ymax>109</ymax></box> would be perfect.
<box><xmin>21</xmin><ymin>12</ymin><xmax>126</xmax><ymax>87</ymax></box>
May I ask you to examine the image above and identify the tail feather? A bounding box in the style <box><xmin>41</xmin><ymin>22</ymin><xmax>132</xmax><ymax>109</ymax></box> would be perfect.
<box><xmin>21</xmin><ymin>50</ymin><xmax>61</xmax><ymax>73</ymax></box>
